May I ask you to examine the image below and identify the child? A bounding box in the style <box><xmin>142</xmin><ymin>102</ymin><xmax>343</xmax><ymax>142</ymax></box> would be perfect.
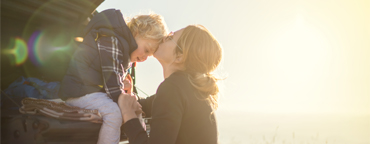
<box><xmin>58</xmin><ymin>9</ymin><xmax>167</xmax><ymax>144</ymax></box>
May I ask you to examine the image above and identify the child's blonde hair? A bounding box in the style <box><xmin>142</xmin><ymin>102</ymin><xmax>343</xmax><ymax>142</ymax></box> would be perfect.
<box><xmin>127</xmin><ymin>13</ymin><xmax>168</xmax><ymax>43</ymax></box>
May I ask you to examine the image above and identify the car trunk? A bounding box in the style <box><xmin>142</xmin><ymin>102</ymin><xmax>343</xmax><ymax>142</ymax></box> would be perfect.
<box><xmin>0</xmin><ymin>1</ymin><xmax>133</xmax><ymax>143</ymax></box>
<box><xmin>1</xmin><ymin>0</ymin><xmax>103</xmax><ymax>89</ymax></box>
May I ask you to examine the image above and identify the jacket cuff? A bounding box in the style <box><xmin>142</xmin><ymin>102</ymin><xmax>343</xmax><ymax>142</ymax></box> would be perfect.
<box><xmin>111</xmin><ymin>91</ymin><xmax>120</xmax><ymax>102</ymax></box>
<box><xmin>123</xmin><ymin>118</ymin><xmax>146</xmax><ymax>140</ymax></box>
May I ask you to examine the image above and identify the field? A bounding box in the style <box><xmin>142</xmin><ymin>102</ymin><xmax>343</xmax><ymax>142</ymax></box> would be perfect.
<box><xmin>217</xmin><ymin>111</ymin><xmax>370</xmax><ymax>144</ymax></box>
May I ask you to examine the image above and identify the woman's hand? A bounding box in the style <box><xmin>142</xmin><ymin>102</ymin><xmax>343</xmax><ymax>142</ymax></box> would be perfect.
<box><xmin>118</xmin><ymin>93</ymin><xmax>142</xmax><ymax>123</ymax></box>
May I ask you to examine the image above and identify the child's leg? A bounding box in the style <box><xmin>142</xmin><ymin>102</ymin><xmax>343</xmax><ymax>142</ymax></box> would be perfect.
<box><xmin>65</xmin><ymin>92</ymin><xmax>122</xmax><ymax>144</ymax></box>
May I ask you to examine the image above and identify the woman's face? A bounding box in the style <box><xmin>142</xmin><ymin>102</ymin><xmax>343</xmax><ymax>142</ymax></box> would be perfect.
<box><xmin>154</xmin><ymin>29</ymin><xmax>184</xmax><ymax>65</ymax></box>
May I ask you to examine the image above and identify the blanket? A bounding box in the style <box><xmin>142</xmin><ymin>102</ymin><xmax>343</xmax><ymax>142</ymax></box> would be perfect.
<box><xmin>19</xmin><ymin>98</ymin><xmax>102</xmax><ymax>123</ymax></box>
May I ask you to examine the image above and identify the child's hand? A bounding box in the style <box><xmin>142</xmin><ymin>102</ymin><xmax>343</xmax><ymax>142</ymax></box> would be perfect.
<box><xmin>121</xmin><ymin>74</ymin><xmax>133</xmax><ymax>94</ymax></box>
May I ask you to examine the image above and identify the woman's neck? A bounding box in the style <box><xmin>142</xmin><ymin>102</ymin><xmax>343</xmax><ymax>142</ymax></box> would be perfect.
<box><xmin>162</xmin><ymin>65</ymin><xmax>178</xmax><ymax>79</ymax></box>
<box><xmin>161</xmin><ymin>61</ymin><xmax>185</xmax><ymax>79</ymax></box>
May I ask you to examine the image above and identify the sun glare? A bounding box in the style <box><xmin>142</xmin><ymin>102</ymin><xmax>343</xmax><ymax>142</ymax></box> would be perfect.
<box><xmin>272</xmin><ymin>14</ymin><xmax>329</xmax><ymax>75</ymax></box>
<box><xmin>255</xmin><ymin>14</ymin><xmax>331</xmax><ymax>113</ymax></box>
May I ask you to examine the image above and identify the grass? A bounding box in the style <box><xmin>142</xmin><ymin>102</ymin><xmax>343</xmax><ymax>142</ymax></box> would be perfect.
<box><xmin>227</xmin><ymin>127</ymin><xmax>340</xmax><ymax>144</ymax></box>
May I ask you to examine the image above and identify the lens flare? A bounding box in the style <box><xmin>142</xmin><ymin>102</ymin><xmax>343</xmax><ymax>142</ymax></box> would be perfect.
<box><xmin>31</xmin><ymin>31</ymin><xmax>74</xmax><ymax>66</ymax></box>
<box><xmin>21</xmin><ymin>0</ymin><xmax>95</xmax><ymax>66</ymax></box>
<box><xmin>33</xmin><ymin>31</ymin><xmax>47</xmax><ymax>66</ymax></box>
<box><xmin>28</xmin><ymin>31</ymin><xmax>41</xmax><ymax>66</ymax></box>
<box><xmin>75</xmin><ymin>37</ymin><xmax>84</xmax><ymax>42</ymax></box>
<box><xmin>2</xmin><ymin>38</ymin><xmax>28</xmax><ymax>66</ymax></box>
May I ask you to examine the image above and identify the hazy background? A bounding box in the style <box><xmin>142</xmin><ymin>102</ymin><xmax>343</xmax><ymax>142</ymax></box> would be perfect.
<box><xmin>96</xmin><ymin>0</ymin><xmax>370</xmax><ymax>143</ymax></box>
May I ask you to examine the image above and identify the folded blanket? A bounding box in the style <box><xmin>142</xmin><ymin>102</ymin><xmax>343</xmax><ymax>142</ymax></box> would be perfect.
<box><xmin>19</xmin><ymin>98</ymin><xmax>102</xmax><ymax>123</ymax></box>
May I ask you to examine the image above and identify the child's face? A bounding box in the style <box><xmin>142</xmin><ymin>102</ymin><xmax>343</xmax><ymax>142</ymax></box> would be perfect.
<box><xmin>131</xmin><ymin>35</ymin><xmax>158</xmax><ymax>62</ymax></box>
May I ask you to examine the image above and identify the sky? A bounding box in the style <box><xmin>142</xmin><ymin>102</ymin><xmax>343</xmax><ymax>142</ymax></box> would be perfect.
<box><xmin>96</xmin><ymin>0</ymin><xmax>370</xmax><ymax>115</ymax></box>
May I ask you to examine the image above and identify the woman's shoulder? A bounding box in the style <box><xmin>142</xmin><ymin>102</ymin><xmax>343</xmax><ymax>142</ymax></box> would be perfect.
<box><xmin>164</xmin><ymin>71</ymin><xmax>189</xmax><ymax>84</ymax></box>
<box><xmin>157</xmin><ymin>71</ymin><xmax>190</xmax><ymax>91</ymax></box>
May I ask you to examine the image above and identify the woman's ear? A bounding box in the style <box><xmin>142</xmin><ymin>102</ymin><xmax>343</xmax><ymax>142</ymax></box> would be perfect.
<box><xmin>174</xmin><ymin>54</ymin><xmax>183</xmax><ymax>64</ymax></box>
<box><xmin>173</xmin><ymin>54</ymin><xmax>186</xmax><ymax>70</ymax></box>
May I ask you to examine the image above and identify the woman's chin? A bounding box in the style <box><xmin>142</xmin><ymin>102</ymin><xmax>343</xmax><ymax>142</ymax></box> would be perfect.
<box><xmin>154</xmin><ymin>58</ymin><xmax>165</xmax><ymax>67</ymax></box>
<box><xmin>153</xmin><ymin>53</ymin><xmax>161</xmax><ymax>60</ymax></box>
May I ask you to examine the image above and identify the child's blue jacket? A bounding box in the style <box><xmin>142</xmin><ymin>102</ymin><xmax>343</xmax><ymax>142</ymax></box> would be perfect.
<box><xmin>58</xmin><ymin>9</ymin><xmax>137</xmax><ymax>102</ymax></box>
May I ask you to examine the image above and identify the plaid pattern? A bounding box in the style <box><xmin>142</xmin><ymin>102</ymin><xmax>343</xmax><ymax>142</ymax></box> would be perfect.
<box><xmin>97</xmin><ymin>36</ymin><xmax>129</xmax><ymax>100</ymax></box>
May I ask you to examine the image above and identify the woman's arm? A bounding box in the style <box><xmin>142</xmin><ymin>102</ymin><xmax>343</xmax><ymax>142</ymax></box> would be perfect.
<box><xmin>121</xmin><ymin>81</ymin><xmax>184</xmax><ymax>144</ymax></box>
<box><xmin>138</xmin><ymin>94</ymin><xmax>156</xmax><ymax>117</ymax></box>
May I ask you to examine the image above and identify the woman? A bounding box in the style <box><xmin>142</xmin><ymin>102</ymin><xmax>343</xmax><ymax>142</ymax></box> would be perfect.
<box><xmin>118</xmin><ymin>25</ymin><xmax>222</xmax><ymax>144</ymax></box>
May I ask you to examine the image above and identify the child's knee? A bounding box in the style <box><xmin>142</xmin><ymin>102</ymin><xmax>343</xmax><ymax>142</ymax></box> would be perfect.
<box><xmin>113</xmin><ymin>110</ymin><xmax>123</xmax><ymax>126</ymax></box>
<box><xmin>103</xmin><ymin>106</ymin><xmax>123</xmax><ymax>126</ymax></box>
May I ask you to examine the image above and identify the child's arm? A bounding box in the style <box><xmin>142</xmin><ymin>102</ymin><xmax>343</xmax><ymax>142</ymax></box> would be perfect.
<box><xmin>96</xmin><ymin>36</ymin><xmax>124</xmax><ymax>102</ymax></box>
